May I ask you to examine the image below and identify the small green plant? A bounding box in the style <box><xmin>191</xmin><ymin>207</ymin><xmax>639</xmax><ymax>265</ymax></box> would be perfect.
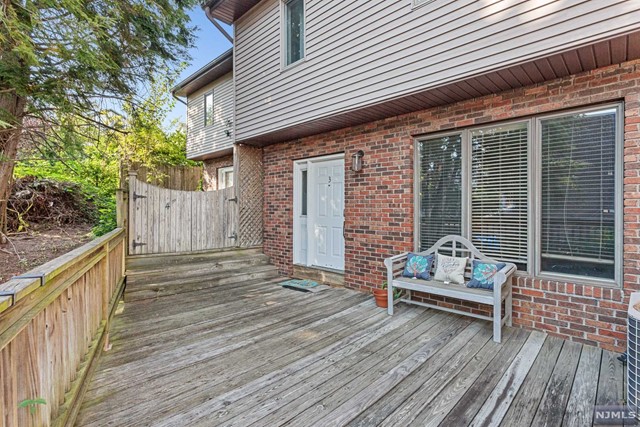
<box><xmin>18</xmin><ymin>398</ymin><xmax>47</xmax><ymax>415</ymax></box>
<box><xmin>381</xmin><ymin>281</ymin><xmax>402</xmax><ymax>299</ymax></box>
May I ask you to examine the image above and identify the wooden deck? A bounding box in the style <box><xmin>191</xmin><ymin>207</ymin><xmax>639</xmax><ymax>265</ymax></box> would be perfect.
<box><xmin>76</xmin><ymin>263</ymin><xmax>626</xmax><ymax>426</ymax></box>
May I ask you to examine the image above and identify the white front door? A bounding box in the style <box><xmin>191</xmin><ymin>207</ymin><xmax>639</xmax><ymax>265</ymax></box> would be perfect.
<box><xmin>308</xmin><ymin>158</ymin><xmax>345</xmax><ymax>270</ymax></box>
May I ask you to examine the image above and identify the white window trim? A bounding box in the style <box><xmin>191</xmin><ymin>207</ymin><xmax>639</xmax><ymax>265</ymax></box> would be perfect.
<box><xmin>414</xmin><ymin>103</ymin><xmax>623</xmax><ymax>288</ymax></box>
<box><xmin>280</xmin><ymin>0</ymin><xmax>306</xmax><ymax>71</ymax></box>
<box><xmin>217</xmin><ymin>166</ymin><xmax>233</xmax><ymax>190</ymax></box>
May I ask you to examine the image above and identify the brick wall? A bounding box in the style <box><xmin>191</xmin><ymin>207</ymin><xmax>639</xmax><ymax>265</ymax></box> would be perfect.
<box><xmin>202</xmin><ymin>154</ymin><xmax>233</xmax><ymax>191</ymax></box>
<box><xmin>263</xmin><ymin>59</ymin><xmax>640</xmax><ymax>352</ymax></box>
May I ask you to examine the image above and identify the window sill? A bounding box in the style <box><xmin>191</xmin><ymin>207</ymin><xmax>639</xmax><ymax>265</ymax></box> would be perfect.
<box><xmin>513</xmin><ymin>271</ymin><xmax>621</xmax><ymax>290</ymax></box>
<box><xmin>281</xmin><ymin>57</ymin><xmax>306</xmax><ymax>73</ymax></box>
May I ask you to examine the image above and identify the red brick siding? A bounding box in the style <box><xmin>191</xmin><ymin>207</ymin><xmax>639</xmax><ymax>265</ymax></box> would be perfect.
<box><xmin>263</xmin><ymin>59</ymin><xmax>640</xmax><ymax>352</ymax></box>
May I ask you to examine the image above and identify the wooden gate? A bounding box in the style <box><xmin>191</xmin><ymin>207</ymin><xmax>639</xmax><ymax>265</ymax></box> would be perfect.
<box><xmin>128</xmin><ymin>172</ymin><xmax>237</xmax><ymax>255</ymax></box>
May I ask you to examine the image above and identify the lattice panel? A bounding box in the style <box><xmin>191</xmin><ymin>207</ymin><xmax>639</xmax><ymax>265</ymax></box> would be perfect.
<box><xmin>237</xmin><ymin>145</ymin><xmax>264</xmax><ymax>247</ymax></box>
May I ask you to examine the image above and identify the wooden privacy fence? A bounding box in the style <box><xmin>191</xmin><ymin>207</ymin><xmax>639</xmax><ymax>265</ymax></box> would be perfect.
<box><xmin>120</xmin><ymin>163</ymin><xmax>203</xmax><ymax>191</ymax></box>
<box><xmin>0</xmin><ymin>228</ymin><xmax>126</xmax><ymax>427</ymax></box>
<box><xmin>128</xmin><ymin>172</ymin><xmax>237</xmax><ymax>255</ymax></box>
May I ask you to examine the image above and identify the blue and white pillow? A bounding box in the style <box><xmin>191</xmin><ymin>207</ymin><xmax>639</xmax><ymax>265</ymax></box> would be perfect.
<box><xmin>402</xmin><ymin>253</ymin><xmax>435</xmax><ymax>280</ymax></box>
<box><xmin>467</xmin><ymin>260</ymin><xmax>506</xmax><ymax>290</ymax></box>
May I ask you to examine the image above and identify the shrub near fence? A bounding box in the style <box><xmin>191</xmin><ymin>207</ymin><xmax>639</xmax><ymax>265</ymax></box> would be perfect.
<box><xmin>0</xmin><ymin>227</ymin><xmax>126</xmax><ymax>426</ymax></box>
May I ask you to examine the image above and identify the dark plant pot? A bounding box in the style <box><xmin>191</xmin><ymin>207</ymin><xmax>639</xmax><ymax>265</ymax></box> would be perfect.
<box><xmin>372</xmin><ymin>288</ymin><xmax>388</xmax><ymax>308</ymax></box>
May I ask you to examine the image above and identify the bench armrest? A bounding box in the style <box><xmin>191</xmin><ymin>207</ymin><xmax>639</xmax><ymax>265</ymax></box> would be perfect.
<box><xmin>492</xmin><ymin>262</ymin><xmax>516</xmax><ymax>302</ymax></box>
<box><xmin>494</xmin><ymin>263</ymin><xmax>517</xmax><ymax>288</ymax></box>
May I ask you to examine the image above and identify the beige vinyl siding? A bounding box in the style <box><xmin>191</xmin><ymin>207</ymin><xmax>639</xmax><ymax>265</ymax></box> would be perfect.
<box><xmin>186</xmin><ymin>72</ymin><xmax>234</xmax><ymax>159</ymax></box>
<box><xmin>234</xmin><ymin>0</ymin><xmax>640</xmax><ymax>141</ymax></box>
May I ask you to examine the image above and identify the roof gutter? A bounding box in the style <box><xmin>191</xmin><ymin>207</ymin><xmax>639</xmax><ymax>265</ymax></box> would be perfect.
<box><xmin>172</xmin><ymin>92</ymin><xmax>187</xmax><ymax>105</ymax></box>
<box><xmin>204</xmin><ymin>5</ymin><xmax>234</xmax><ymax>44</ymax></box>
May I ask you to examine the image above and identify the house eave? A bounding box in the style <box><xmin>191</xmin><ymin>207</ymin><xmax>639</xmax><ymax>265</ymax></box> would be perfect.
<box><xmin>201</xmin><ymin>0</ymin><xmax>261</xmax><ymax>25</ymax></box>
<box><xmin>172</xmin><ymin>48</ymin><xmax>233</xmax><ymax>98</ymax></box>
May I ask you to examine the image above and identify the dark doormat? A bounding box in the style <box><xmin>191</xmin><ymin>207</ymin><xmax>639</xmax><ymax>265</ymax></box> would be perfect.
<box><xmin>278</xmin><ymin>279</ymin><xmax>330</xmax><ymax>293</ymax></box>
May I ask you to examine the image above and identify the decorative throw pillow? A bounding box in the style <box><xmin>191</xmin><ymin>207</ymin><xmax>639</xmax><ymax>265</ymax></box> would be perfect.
<box><xmin>402</xmin><ymin>253</ymin><xmax>435</xmax><ymax>280</ymax></box>
<box><xmin>467</xmin><ymin>260</ymin><xmax>506</xmax><ymax>290</ymax></box>
<box><xmin>434</xmin><ymin>255</ymin><xmax>468</xmax><ymax>285</ymax></box>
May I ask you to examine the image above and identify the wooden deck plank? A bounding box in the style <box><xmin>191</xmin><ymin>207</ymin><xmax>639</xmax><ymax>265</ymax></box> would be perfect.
<box><xmin>135</xmin><ymin>303</ymin><xmax>394</xmax><ymax>426</ymax></box>
<box><xmin>88</xmin><ymin>288</ymin><xmax>359</xmax><ymax>391</ymax></box>
<box><xmin>596</xmin><ymin>349</ymin><xmax>626</xmax><ymax>407</ymax></box>
<box><xmin>77</xmin><ymin>294</ymin><xmax>376</xmax><ymax>425</ymax></box>
<box><xmin>154</xmin><ymin>308</ymin><xmax>425</xmax><ymax>426</ymax></box>
<box><xmin>363</xmin><ymin>324</ymin><xmax>499</xmax><ymax>427</ymax></box>
<box><xmin>78</xmin><ymin>292</ymin><xmax>369</xmax><ymax>423</ymax></box>
<box><xmin>468</xmin><ymin>331</ymin><xmax>547</xmax><ymax>427</ymax></box>
<box><xmin>562</xmin><ymin>345</ymin><xmax>602</xmax><ymax>427</ymax></box>
<box><xmin>407</xmin><ymin>329</ymin><xmax>529</xmax><ymax>427</ymax></box>
<box><xmin>99</xmin><ymin>284</ymin><xmax>345</xmax><ymax>369</ymax></box>
<box><xmin>530</xmin><ymin>340</ymin><xmax>582</xmax><ymax>427</ymax></box>
<box><xmin>438</xmin><ymin>328</ymin><xmax>532</xmax><ymax>427</ymax></box>
<box><xmin>117</xmin><ymin>276</ymin><xmax>284</xmax><ymax>323</ymax></box>
<box><xmin>498</xmin><ymin>335</ymin><xmax>564</xmax><ymax>427</ymax></box>
<box><xmin>184</xmin><ymin>311</ymin><xmax>444</xmax><ymax>427</ymax></box>
<box><xmin>74</xmin><ymin>258</ymin><xmax>625</xmax><ymax>427</ymax></box>
<box><xmin>218</xmin><ymin>312</ymin><xmax>463</xmax><ymax>427</ymax></box>
<box><xmin>288</xmin><ymin>320</ymin><xmax>486</xmax><ymax>427</ymax></box>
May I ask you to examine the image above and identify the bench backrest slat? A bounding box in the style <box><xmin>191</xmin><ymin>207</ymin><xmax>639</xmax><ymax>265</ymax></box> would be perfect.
<box><xmin>417</xmin><ymin>235</ymin><xmax>503</xmax><ymax>280</ymax></box>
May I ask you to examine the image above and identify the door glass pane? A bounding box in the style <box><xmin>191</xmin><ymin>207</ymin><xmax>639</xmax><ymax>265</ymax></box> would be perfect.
<box><xmin>285</xmin><ymin>0</ymin><xmax>304</xmax><ymax>65</ymax></box>
<box><xmin>471</xmin><ymin>122</ymin><xmax>528</xmax><ymax>270</ymax></box>
<box><xmin>418</xmin><ymin>134</ymin><xmax>462</xmax><ymax>250</ymax></box>
<box><xmin>540</xmin><ymin>108</ymin><xmax>617</xmax><ymax>280</ymax></box>
<box><xmin>301</xmin><ymin>169</ymin><xmax>308</xmax><ymax>216</ymax></box>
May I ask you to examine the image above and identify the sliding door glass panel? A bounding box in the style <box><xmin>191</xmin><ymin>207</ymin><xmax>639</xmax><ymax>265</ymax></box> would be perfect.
<box><xmin>471</xmin><ymin>122</ymin><xmax>529</xmax><ymax>270</ymax></box>
<box><xmin>418</xmin><ymin>134</ymin><xmax>462</xmax><ymax>251</ymax></box>
<box><xmin>540</xmin><ymin>108</ymin><xmax>617</xmax><ymax>280</ymax></box>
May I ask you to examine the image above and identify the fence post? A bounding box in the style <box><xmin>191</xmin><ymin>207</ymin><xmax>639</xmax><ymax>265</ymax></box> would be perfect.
<box><xmin>128</xmin><ymin>172</ymin><xmax>137</xmax><ymax>255</ymax></box>
<box><xmin>115</xmin><ymin>189</ymin><xmax>125</xmax><ymax>228</ymax></box>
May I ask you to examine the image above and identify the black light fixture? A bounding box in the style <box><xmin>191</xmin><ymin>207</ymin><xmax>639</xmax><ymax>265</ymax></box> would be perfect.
<box><xmin>352</xmin><ymin>150</ymin><xmax>364</xmax><ymax>172</ymax></box>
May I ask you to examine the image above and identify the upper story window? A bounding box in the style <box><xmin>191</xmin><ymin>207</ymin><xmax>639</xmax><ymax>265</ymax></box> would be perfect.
<box><xmin>204</xmin><ymin>91</ymin><xmax>214</xmax><ymax>127</ymax></box>
<box><xmin>284</xmin><ymin>0</ymin><xmax>305</xmax><ymax>67</ymax></box>
<box><xmin>416</xmin><ymin>104</ymin><xmax>622</xmax><ymax>287</ymax></box>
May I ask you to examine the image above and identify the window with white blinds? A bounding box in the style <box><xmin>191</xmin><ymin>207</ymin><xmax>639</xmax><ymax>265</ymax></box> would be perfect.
<box><xmin>540</xmin><ymin>108</ymin><xmax>618</xmax><ymax>280</ymax></box>
<box><xmin>417</xmin><ymin>134</ymin><xmax>462</xmax><ymax>251</ymax></box>
<box><xmin>415</xmin><ymin>103</ymin><xmax>621</xmax><ymax>284</ymax></box>
<box><xmin>471</xmin><ymin>123</ymin><xmax>529</xmax><ymax>270</ymax></box>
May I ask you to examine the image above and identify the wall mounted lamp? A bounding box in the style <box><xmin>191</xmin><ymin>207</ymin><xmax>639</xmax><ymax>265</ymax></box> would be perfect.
<box><xmin>352</xmin><ymin>150</ymin><xmax>364</xmax><ymax>172</ymax></box>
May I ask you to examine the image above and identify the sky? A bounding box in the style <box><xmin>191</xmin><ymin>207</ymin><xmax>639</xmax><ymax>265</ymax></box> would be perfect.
<box><xmin>166</xmin><ymin>7</ymin><xmax>234</xmax><ymax>126</ymax></box>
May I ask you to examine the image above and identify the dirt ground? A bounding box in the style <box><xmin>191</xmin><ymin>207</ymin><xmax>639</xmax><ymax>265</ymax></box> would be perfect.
<box><xmin>0</xmin><ymin>224</ymin><xmax>93</xmax><ymax>283</ymax></box>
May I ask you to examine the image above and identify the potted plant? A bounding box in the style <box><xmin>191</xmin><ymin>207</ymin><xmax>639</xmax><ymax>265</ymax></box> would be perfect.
<box><xmin>373</xmin><ymin>281</ymin><xmax>401</xmax><ymax>308</ymax></box>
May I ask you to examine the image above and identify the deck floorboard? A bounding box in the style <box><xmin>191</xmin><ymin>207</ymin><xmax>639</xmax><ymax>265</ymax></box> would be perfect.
<box><xmin>75</xmin><ymin>274</ymin><xmax>626</xmax><ymax>426</ymax></box>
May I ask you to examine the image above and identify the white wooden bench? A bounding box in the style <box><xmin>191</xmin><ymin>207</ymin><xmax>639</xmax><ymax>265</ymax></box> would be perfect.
<box><xmin>384</xmin><ymin>235</ymin><xmax>517</xmax><ymax>343</ymax></box>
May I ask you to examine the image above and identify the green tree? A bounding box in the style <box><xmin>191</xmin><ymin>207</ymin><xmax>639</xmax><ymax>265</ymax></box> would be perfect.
<box><xmin>0</xmin><ymin>0</ymin><xmax>197</xmax><ymax>242</ymax></box>
<box><xmin>15</xmin><ymin>69</ymin><xmax>195</xmax><ymax>236</ymax></box>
